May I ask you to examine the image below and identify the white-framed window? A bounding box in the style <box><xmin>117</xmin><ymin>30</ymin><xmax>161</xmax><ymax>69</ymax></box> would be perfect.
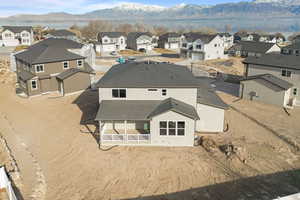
<box><xmin>281</xmin><ymin>69</ymin><xmax>292</xmax><ymax>77</ymax></box>
<box><xmin>162</xmin><ymin>89</ymin><xmax>167</xmax><ymax>96</ymax></box>
<box><xmin>63</xmin><ymin>61</ymin><xmax>69</xmax><ymax>69</ymax></box>
<box><xmin>148</xmin><ymin>89</ymin><xmax>157</xmax><ymax>91</ymax></box>
<box><xmin>77</xmin><ymin>60</ymin><xmax>83</xmax><ymax>67</ymax></box>
<box><xmin>293</xmin><ymin>88</ymin><xmax>298</xmax><ymax>96</ymax></box>
<box><xmin>196</xmin><ymin>44</ymin><xmax>202</xmax><ymax>49</ymax></box>
<box><xmin>31</xmin><ymin>80</ymin><xmax>38</xmax><ymax>90</ymax></box>
<box><xmin>112</xmin><ymin>89</ymin><xmax>126</xmax><ymax>98</ymax></box>
<box><xmin>159</xmin><ymin>121</ymin><xmax>185</xmax><ymax>136</ymax></box>
<box><xmin>35</xmin><ymin>64</ymin><xmax>44</xmax><ymax>73</ymax></box>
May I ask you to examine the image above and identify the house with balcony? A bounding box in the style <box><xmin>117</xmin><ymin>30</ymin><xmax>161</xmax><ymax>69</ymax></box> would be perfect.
<box><xmin>14</xmin><ymin>38</ymin><xmax>95</xmax><ymax>97</ymax></box>
<box><xmin>241</xmin><ymin>54</ymin><xmax>300</xmax><ymax>107</ymax></box>
<box><xmin>127</xmin><ymin>32</ymin><xmax>155</xmax><ymax>52</ymax></box>
<box><xmin>95</xmin><ymin>32</ymin><xmax>127</xmax><ymax>53</ymax></box>
<box><xmin>0</xmin><ymin>26</ymin><xmax>34</xmax><ymax>46</ymax></box>
<box><xmin>158</xmin><ymin>32</ymin><xmax>182</xmax><ymax>50</ymax></box>
<box><xmin>94</xmin><ymin>61</ymin><xmax>229</xmax><ymax>147</ymax></box>
<box><xmin>180</xmin><ymin>33</ymin><xmax>227</xmax><ymax>61</ymax></box>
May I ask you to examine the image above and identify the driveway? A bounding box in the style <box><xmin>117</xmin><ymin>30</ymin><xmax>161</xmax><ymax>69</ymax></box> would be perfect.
<box><xmin>0</xmin><ymin>46</ymin><xmax>15</xmax><ymax>56</ymax></box>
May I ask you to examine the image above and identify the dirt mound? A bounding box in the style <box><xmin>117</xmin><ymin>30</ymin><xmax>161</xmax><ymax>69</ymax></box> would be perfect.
<box><xmin>0</xmin><ymin>58</ymin><xmax>15</xmax><ymax>85</ymax></box>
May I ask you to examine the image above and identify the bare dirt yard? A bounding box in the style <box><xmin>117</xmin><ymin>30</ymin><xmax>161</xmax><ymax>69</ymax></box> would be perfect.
<box><xmin>0</xmin><ymin>58</ymin><xmax>300</xmax><ymax>200</ymax></box>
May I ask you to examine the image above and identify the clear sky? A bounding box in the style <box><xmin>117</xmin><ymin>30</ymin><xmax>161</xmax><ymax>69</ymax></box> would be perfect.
<box><xmin>0</xmin><ymin>0</ymin><xmax>251</xmax><ymax>17</ymax></box>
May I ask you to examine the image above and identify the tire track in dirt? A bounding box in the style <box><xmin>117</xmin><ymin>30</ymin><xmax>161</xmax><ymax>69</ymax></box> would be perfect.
<box><xmin>0</xmin><ymin>112</ymin><xmax>47</xmax><ymax>200</ymax></box>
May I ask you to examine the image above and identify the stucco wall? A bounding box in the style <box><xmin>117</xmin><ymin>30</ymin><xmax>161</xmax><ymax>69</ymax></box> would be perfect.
<box><xmin>196</xmin><ymin>103</ymin><xmax>225</xmax><ymax>132</ymax></box>
<box><xmin>150</xmin><ymin>111</ymin><xmax>195</xmax><ymax>147</ymax></box>
<box><xmin>63</xmin><ymin>72</ymin><xmax>91</xmax><ymax>94</ymax></box>
<box><xmin>99</xmin><ymin>88</ymin><xmax>198</xmax><ymax>107</ymax></box>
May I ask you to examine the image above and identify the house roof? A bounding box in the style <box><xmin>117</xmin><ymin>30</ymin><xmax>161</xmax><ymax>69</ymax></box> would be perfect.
<box><xmin>197</xmin><ymin>86</ymin><xmax>229</xmax><ymax>110</ymax></box>
<box><xmin>148</xmin><ymin>98</ymin><xmax>199</xmax><ymax>120</ymax></box>
<box><xmin>95</xmin><ymin>98</ymin><xmax>199</xmax><ymax>121</ymax></box>
<box><xmin>218</xmin><ymin>32</ymin><xmax>232</xmax><ymax>37</ymax></box>
<box><xmin>127</xmin><ymin>32</ymin><xmax>152</xmax><ymax>43</ymax></box>
<box><xmin>56</xmin><ymin>63</ymin><xmax>94</xmax><ymax>80</ymax></box>
<box><xmin>15</xmin><ymin>38</ymin><xmax>85</xmax><ymax>65</ymax></box>
<box><xmin>98</xmin><ymin>32</ymin><xmax>126</xmax><ymax>40</ymax></box>
<box><xmin>48</xmin><ymin>29</ymin><xmax>76</xmax><ymax>37</ymax></box>
<box><xmin>160</xmin><ymin>32</ymin><xmax>181</xmax><ymax>38</ymax></box>
<box><xmin>232</xmin><ymin>41</ymin><xmax>279</xmax><ymax>54</ymax></box>
<box><xmin>283</xmin><ymin>42</ymin><xmax>300</xmax><ymax>50</ymax></box>
<box><xmin>95</xmin><ymin>61</ymin><xmax>200</xmax><ymax>88</ymax></box>
<box><xmin>243</xmin><ymin>53</ymin><xmax>300</xmax><ymax>70</ymax></box>
<box><xmin>2</xmin><ymin>26</ymin><xmax>32</xmax><ymax>33</ymax></box>
<box><xmin>241</xmin><ymin>74</ymin><xmax>293</xmax><ymax>92</ymax></box>
<box><xmin>183</xmin><ymin>32</ymin><xmax>217</xmax><ymax>43</ymax></box>
<box><xmin>30</xmin><ymin>38</ymin><xmax>83</xmax><ymax>49</ymax></box>
<box><xmin>18</xmin><ymin>70</ymin><xmax>36</xmax><ymax>81</ymax></box>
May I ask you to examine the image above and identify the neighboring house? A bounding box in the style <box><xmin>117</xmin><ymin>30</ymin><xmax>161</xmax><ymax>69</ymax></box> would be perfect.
<box><xmin>234</xmin><ymin>32</ymin><xmax>254</xmax><ymax>43</ymax></box>
<box><xmin>292</xmin><ymin>35</ymin><xmax>300</xmax><ymax>44</ymax></box>
<box><xmin>242</xmin><ymin>54</ymin><xmax>300</xmax><ymax>107</ymax></box>
<box><xmin>158</xmin><ymin>32</ymin><xmax>181</xmax><ymax>50</ymax></box>
<box><xmin>95</xmin><ymin>61</ymin><xmax>228</xmax><ymax>147</ymax></box>
<box><xmin>127</xmin><ymin>32</ymin><xmax>154</xmax><ymax>52</ymax></box>
<box><xmin>14</xmin><ymin>38</ymin><xmax>95</xmax><ymax>97</ymax></box>
<box><xmin>281</xmin><ymin>42</ymin><xmax>300</xmax><ymax>55</ymax></box>
<box><xmin>180</xmin><ymin>33</ymin><xmax>227</xmax><ymax>61</ymax></box>
<box><xmin>0</xmin><ymin>26</ymin><xmax>34</xmax><ymax>46</ymax></box>
<box><xmin>218</xmin><ymin>32</ymin><xmax>234</xmax><ymax>49</ymax></box>
<box><xmin>253</xmin><ymin>34</ymin><xmax>285</xmax><ymax>44</ymax></box>
<box><xmin>228</xmin><ymin>41</ymin><xmax>281</xmax><ymax>57</ymax></box>
<box><xmin>95</xmin><ymin>32</ymin><xmax>127</xmax><ymax>53</ymax></box>
<box><xmin>46</xmin><ymin>29</ymin><xmax>78</xmax><ymax>41</ymax></box>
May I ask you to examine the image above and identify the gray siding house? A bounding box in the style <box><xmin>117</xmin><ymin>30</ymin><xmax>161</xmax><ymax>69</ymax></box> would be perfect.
<box><xmin>15</xmin><ymin>38</ymin><xmax>95</xmax><ymax>97</ymax></box>
<box><xmin>95</xmin><ymin>61</ymin><xmax>228</xmax><ymax>147</ymax></box>
<box><xmin>242</xmin><ymin>54</ymin><xmax>300</xmax><ymax>107</ymax></box>
<box><xmin>158</xmin><ymin>32</ymin><xmax>181</xmax><ymax>50</ymax></box>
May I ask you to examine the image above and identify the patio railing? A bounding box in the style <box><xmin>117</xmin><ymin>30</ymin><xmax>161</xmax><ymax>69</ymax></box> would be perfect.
<box><xmin>101</xmin><ymin>134</ymin><xmax>151</xmax><ymax>144</ymax></box>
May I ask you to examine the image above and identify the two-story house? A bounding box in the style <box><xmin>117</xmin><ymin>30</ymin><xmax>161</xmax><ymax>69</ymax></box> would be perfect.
<box><xmin>94</xmin><ymin>61</ymin><xmax>228</xmax><ymax>147</ymax></box>
<box><xmin>0</xmin><ymin>26</ymin><xmax>34</xmax><ymax>46</ymax></box>
<box><xmin>158</xmin><ymin>32</ymin><xmax>182</xmax><ymax>50</ymax></box>
<box><xmin>127</xmin><ymin>32</ymin><xmax>154</xmax><ymax>52</ymax></box>
<box><xmin>241</xmin><ymin>54</ymin><xmax>300</xmax><ymax>107</ymax></box>
<box><xmin>45</xmin><ymin>29</ymin><xmax>78</xmax><ymax>41</ymax></box>
<box><xmin>281</xmin><ymin>42</ymin><xmax>300</xmax><ymax>56</ymax></box>
<box><xmin>95</xmin><ymin>32</ymin><xmax>127</xmax><ymax>53</ymax></box>
<box><xmin>234</xmin><ymin>32</ymin><xmax>254</xmax><ymax>43</ymax></box>
<box><xmin>14</xmin><ymin>38</ymin><xmax>95</xmax><ymax>97</ymax></box>
<box><xmin>253</xmin><ymin>34</ymin><xmax>285</xmax><ymax>44</ymax></box>
<box><xmin>228</xmin><ymin>41</ymin><xmax>281</xmax><ymax>57</ymax></box>
<box><xmin>218</xmin><ymin>32</ymin><xmax>234</xmax><ymax>49</ymax></box>
<box><xmin>180</xmin><ymin>33</ymin><xmax>227</xmax><ymax>61</ymax></box>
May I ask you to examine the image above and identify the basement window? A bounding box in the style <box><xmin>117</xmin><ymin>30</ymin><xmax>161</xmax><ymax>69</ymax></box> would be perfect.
<box><xmin>31</xmin><ymin>80</ymin><xmax>37</xmax><ymax>90</ymax></box>
<box><xmin>112</xmin><ymin>89</ymin><xmax>126</xmax><ymax>98</ymax></box>
<box><xmin>281</xmin><ymin>69</ymin><xmax>291</xmax><ymax>78</ymax></box>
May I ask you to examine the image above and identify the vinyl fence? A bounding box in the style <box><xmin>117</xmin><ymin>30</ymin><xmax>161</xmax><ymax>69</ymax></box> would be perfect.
<box><xmin>0</xmin><ymin>167</ymin><xmax>18</xmax><ymax>200</ymax></box>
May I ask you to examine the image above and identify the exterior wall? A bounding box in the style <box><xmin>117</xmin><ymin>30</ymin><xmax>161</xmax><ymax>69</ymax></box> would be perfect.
<box><xmin>246</xmin><ymin>64</ymin><xmax>300</xmax><ymax>102</ymax></box>
<box><xmin>99</xmin><ymin>88</ymin><xmax>198</xmax><ymax>108</ymax></box>
<box><xmin>196</xmin><ymin>104</ymin><xmax>225</xmax><ymax>132</ymax></box>
<box><xmin>32</xmin><ymin>60</ymin><xmax>81</xmax><ymax>76</ymax></box>
<box><xmin>26</xmin><ymin>78</ymin><xmax>41</xmax><ymax>96</ymax></box>
<box><xmin>62</xmin><ymin>72</ymin><xmax>91</xmax><ymax>94</ymax></box>
<box><xmin>266</xmin><ymin>44</ymin><xmax>281</xmax><ymax>53</ymax></box>
<box><xmin>203</xmin><ymin>36</ymin><xmax>227</xmax><ymax>60</ymax></box>
<box><xmin>1</xmin><ymin>30</ymin><xmax>19</xmax><ymax>46</ymax></box>
<box><xmin>99</xmin><ymin>35</ymin><xmax>127</xmax><ymax>52</ymax></box>
<box><xmin>241</xmin><ymin>79</ymin><xmax>287</xmax><ymax>106</ymax></box>
<box><xmin>150</xmin><ymin>111</ymin><xmax>195</xmax><ymax>147</ymax></box>
<box><xmin>104</xmin><ymin>120</ymin><xmax>149</xmax><ymax>130</ymax></box>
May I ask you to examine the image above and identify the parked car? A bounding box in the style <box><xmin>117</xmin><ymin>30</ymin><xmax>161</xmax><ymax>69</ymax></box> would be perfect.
<box><xmin>110</xmin><ymin>51</ymin><xmax>117</xmax><ymax>56</ymax></box>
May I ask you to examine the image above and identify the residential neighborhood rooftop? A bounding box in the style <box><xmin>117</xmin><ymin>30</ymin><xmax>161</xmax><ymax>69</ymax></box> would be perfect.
<box><xmin>2</xmin><ymin>26</ymin><xmax>32</xmax><ymax>33</ymax></box>
<box><xmin>98</xmin><ymin>32</ymin><xmax>126</xmax><ymax>39</ymax></box>
<box><xmin>233</xmin><ymin>41</ymin><xmax>279</xmax><ymax>54</ymax></box>
<box><xmin>197</xmin><ymin>86</ymin><xmax>229</xmax><ymax>109</ymax></box>
<box><xmin>48</xmin><ymin>29</ymin><xmax>76</xmax><ymax>37</ymax></box>
<box><xmin>183</xmin><ymin>32</ymin><xmax>217</xmax><ymax>43</ymax></box>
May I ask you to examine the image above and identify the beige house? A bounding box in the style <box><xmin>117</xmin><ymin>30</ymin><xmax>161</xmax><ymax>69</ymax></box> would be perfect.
<box><xmin>15</xmin><ymin>38</ymin><xmax>95</xmax><ymax>97</ymax></box>
<box><xmin>242</xmin><ymin>54</ymin><xmax>300</xmax><ymax>107</ymax></box>
<box><xmin>95</xmin><ymin>61</ymin><xmax>228</xmax><ymax>147</ymax></box>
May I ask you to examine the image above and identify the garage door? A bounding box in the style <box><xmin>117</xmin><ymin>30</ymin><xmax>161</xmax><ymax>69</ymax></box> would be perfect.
<box><xmin>192</xmin><ymin>52</ymin><xmax>204</xmax><ymax>61</ymax></box>
<box><xmin>170</xmin><ymin>43</ymin><xmax>179</xmax><ymax>49</ymax></box>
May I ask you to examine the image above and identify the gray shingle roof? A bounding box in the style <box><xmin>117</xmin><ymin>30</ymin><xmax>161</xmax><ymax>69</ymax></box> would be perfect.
<box><xmin>30</xmin><ymin>38</ymin><xmax>83</xmax><ymax>49</ymax></box>
<box><xmin>197</xmin><ymin>86</ymin><xmax>229</xmax><ymax>109</ymax></box>
<box><xmin>235</xmin><ymin>41</ymin><xmax>279</xmax><ymax>54</ymax></box>
<box><xmin>95</xmin><ymin>98</ymin><xmax>199</xmax><ymax>121</ymax></box>
<box><xmin>98</xmin><ymin>32</ymin><xmax>126</xmax><ymax>40</ymax></box>
<box><xmin>15</xmin><ymin>38</ymin><xmax>85</xmax><ymax>65</ymax></box>
<box><xmin>2</xmin><ymin>26</ymin><xmax>32</xmax><ymax>33</ymax></box>
<box><xmin>18</xmin><ymin>70</ymin><xmax>36</xmax><ymax>81</ymax></box>
<box><xmin>127</xmin><ymin>32</ymin><xmax>152</xmax><ymax>43</ymax></box>
<box><xmin>95</xmin><ymin>61</ymin><xmax>200</xmax><ymax>88</ymax></box>
<box><xmin>148</xmin><ymin>98</ymin><xmax>199</xmax><ymax>120</ymax></box>
<box><xmin>160</xmin><ymin>32</ymin><xmax>181</xmax><ymax>38</ymax></box>
<box><xmin>241</xmin><ymin>74</ymin><xmax>293</xmax><ymax>91</ymax></box>
<box><xmin>56</xmin><ymin>65</ymin><xmax>94</xmax><ymax>80</ymax></box>
<box><xmin>243</xmin><ymin>53</ymin><xmax>300</xmax><ymax>70</ymax></box>
<box><xmin>49</xmin><ymin>29</ymin><xmax>76</xmax><ymax>37</ymax></box>
<box><xmin>184</xmin><ymin>33</ymin><xmax>217</xmax><ymax>43</ymax></box>
<box><xmin>283</xmin><ymin>42</ymin><xmax>300</xmax><ymax>50</ymax></box>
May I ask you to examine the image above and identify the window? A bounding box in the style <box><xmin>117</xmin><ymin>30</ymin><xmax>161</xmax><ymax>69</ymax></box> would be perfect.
<box><xmin>63</xmin><ymin>61</ymin><xmax>69</xmax><ymax>69</ymax></box>
<box><xmin>214</xmin><ymin>44</ymin><xmax>217</xmax><ymax>47</ymax></box>
<box><xmin>182</xmin><ymin>43</ymin><xmax>187</xmax><ymax>48</ymax></box>
<box><xmin>162</xmin><ymin>89</ymin><xmax>167</xmax><ymax>96</ymax></box>
<box><xmin>31</xmin><ymin>80</ymin><xmax>37</xmax><ymax>90</ymax></box>
<box><xmin>148</xmin><ymin>89</ymin><xmax>157</xmax><ymax>91</ymax></box>
<box><xmin>159</xmin><ymin>121</ymin><xmax>185</xmax><ymax>136</ymax></box>
<box><xmin>293</xmin><ymin>88</ymin><xmax>298</xmax><ymax>96</ymax></box>
<box><xmin>35</xmin><ymin>64</ymin><xmax>44</xmax><ymax>73</ymax></box>
<box><xmin>22</xmin><ymin>33</ymin><xmax>28</xmax><ymax>37</ymax></box>
<box><xmin>112</xmin><ymin>89</ymin><xmax>126</xmax><ymax>98</ymax></box>
<box><xmin>196</xmin><ymin>44</ymin><xmax>202</xmax><ymax>49</ymax></box>
<box><xmin>104</xmin><ymin>39</ymin><xmax>108</xmax><ymax>43</ymax></box>
<box><xmin>282</xmin><ymin>69</ymin><xmax>292</xmax><ymax>77</ymax></box>
<box><xmin>77</xmin><ymin>60</ymin><xmax>83</xmax><ymax>67</ymax></box>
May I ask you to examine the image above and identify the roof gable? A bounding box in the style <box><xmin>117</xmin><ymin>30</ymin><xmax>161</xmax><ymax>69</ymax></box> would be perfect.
<box><xmin>2</xmin><ymin>26</ymin><xmax>32</xmax><ymax>33</ymax></box>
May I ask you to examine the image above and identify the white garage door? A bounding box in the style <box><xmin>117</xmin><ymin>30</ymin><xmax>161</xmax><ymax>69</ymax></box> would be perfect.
<box><xmin>170</xmin><ymin>43</ymin><xmax>179</xmax><ymax>49</ymax></box>
<box><xmin>192</xmin><ymin>52</ymin><xmax>204</xmax><ymax>61</ymax></box>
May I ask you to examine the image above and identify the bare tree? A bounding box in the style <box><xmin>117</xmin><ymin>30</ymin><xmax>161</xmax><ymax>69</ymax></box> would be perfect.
<box><xmin>133</xmin><ymin>23</ymin><xmax>148</xmax><ymax>32</ymax></box>
<box><xmin>80</xmin><ymin>20</ymin><xmax>113</xmax><ymax>40</ymax></box>
<box><xmin>115</xmin><ymin>23</ymin><xmax>134</xmax><ymax>34</ymax></box>
<box><xmin>152</xmin><ymin>25</ymin><xmax>169</xmax><ymax>36</ymax></box>
<box><xmin>197</xmin><ymin>27</ymin><xmax>217</xmax><ymax>35</ymax></box>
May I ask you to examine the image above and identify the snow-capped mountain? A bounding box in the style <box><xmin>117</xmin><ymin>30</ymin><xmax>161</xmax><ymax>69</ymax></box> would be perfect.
<box><xmin>253</xmin><ymin>0</ymin><xmax>300</xmax><ymax>5</ymax></box>
<box><xmin>114</xmin><ymin>3</ymin><xmax>166</xmax><ymax>12</ymax></box>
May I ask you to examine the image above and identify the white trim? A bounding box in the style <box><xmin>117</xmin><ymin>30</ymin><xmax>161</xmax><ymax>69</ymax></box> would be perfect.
<box><xmin>35</xmin><ymin>64</ymin><xmax>44</xmax><ymax>73</ymax></box>
<box><xmin>159</xmin><ymin>120</ymin><xmax>186</xmax><ymax>137</ymax></box>
<box><xmin>31</xmin><ymin>80</ymin><xmax>38</xmax><ymax>90</ymax></box>
<box><xmin>50</xmin><ymin>73</ymin><xmax>60</xmax><ymax>77</ymax></box>
<box><xmin>63</xmin><ymin>61</ymin><xmax>69</xmax><ymax>69</ymax></box>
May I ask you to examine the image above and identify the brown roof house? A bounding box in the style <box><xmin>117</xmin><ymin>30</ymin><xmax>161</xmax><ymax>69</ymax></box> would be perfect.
<box><xmin>15</xmin><ymin>38</ymin><xmax>95</xmax><ymax>97</ymax></box>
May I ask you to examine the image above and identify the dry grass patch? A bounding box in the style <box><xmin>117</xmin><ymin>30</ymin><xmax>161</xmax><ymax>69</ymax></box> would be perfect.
<box><xmin>153</xmin><ymin>48</ymin><xmax>177</xmax><ymax>54</ymax></box>
<box><xmin>118</xmin><ymin>49</ymin><xmax>143</xmax><ymax>56</ymax></box>
<box><xmin>14</xmin><ymin>45</ymin><xmax>29</xmax><ymax>53</ymax></box>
